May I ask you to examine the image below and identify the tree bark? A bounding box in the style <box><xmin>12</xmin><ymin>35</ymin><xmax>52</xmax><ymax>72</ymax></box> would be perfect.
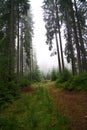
<box><xmin>69</xmin><ymin>0</ymin><xmax>82</xmax><ymax>74</ymax></box>
<box><xmin>9</xmin><ymin>0</ymin><xmax>15</xmax><ymax>79</ymax></box>
<box><xmin>55</xmin><ymin>0</ymin><xmax>64</xmax><ymax>71</ymax></box>
<box><xmin>67</xmin><ymin>26</ymin><xmax>76</xmax><ymax>75</ymax></box>
<box><xmin>65</xmin><ymin>10</ymin><xmax>76</xmax><ymax>75</ymax></box>
<box><xmin>20</xmin><ymin>23</ymin><xmax>24</xmax><ymax>77</ymax></box>
<box><xmin>55</xmin><ymin>32</ymin><xmax>62</xmax><ymax>73</ymax></box>
<box><xmin>74</xmin><ymin>0</ymin><xmax>87</xmax><ymax>72</ymax></box>
<box><xmin>17</xmin><ymin>4</ymin><xmax>20</xmax><ymax>76</ymax></box>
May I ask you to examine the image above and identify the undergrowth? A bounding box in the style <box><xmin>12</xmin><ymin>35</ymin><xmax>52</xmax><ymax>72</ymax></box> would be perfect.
<box><xmin>56</xmin><ymin>72</ymin><xmax>87</xmax><ymax>91</ymax></box>
<box><xmin>64</xmin><ymin>73</ymin><xmax>87</xmax><ymax>91</ymax></box>
<box><xmin>0</xmin><ymin>78</ymin><xmax>31</xmax><ymax>110</ymax></box>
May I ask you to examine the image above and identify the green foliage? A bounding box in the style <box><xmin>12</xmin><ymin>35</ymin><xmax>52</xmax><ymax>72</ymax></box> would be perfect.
<box><xmin>56</xmin><ymin>72</ymin><xmax>87</xmax><ymax>91</ymax></box>
<box><xmin>0</xmin><ymin>86</ymin><xmax>70</xmax><ymax>130</ymax></box>
<box><xmin>64</xmin><ymin>73</ymin><xmax>87</xmax><ymax>91</ymax></box>
<box><xmin>46</xmin><ymin>72</ymin><xmax>51</xmax><ymax>80</ymax></box>
<box><xmin>7</xmin><ymin>81</ymin><xmax>20</xmax><ymax>97</ymax></box>
<box><xmin>0</xmin><ymin>114</ymin><xmax>19</xmax><ymax>130</ymax></box>
<box><xmin>0</xmin><ymin>83</ymin><xmax>9</xmax><ymax>107</ymax></box>
<box><xmin>0</xmin><ymin>0</ymin><xmax>33</xmax><ymax>111</ymax></box>
<box><xmin>56</xmin><ymin>68</ymin><xmax>72</xmax><ymax>89</ymax></box>
<box><xmin>51</xmin><ymin>68</ymin><xmax>58</xmax><ymax>81</ymax></box>
<box><xmin>0</xmin><ymin>81</ymin><xmax>20</xmax><ymax>110</ymax></box>
<box><xmin>19</xmin><ymin>78</ymin><xmax>31</xmax><ymax>88</ymax></box>
<box><xmin>32</xmin><ymin>65</ymin><xmax>42</xmax><ymax>82</ymax></box>
<box><xmin>56</xmin><ymin>68</ymin><xmax>72</xmax><ymax>83</ymax></box>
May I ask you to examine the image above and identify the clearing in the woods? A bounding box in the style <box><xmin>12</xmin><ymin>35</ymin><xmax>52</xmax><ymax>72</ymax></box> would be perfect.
<box><xmin>0</xmin><ymin>81</ymin><xmax>87</xmax><ymax>130</ymax></box>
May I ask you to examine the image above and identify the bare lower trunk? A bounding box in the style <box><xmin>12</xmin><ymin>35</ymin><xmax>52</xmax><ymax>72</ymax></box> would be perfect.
<box><xmin>55</xmin><ymin>1</ymin><xmax>64</xmax><ymax>71</ymax></box>
<box><xmin>9</xmin><ymin>0</ymin><xmax>14</xmax><ymax>79</ymax></box>
<box><xmin>66</xmin><ymin>11</ymin><xmax>76</xmax><ymax>75</ymax></box>
<box><xmin>74</xmin><ymin>0</ymin><xmax>87</xmax><ymax>72</ymax></box>
<box><xmin>20</xmin><ymin>24</ymin><xmax>23</xmax><ymax>77</ymax></box>
<box><xmin>70</xmin><ymin>0</ymin><xmax>81</xmax><ymax>74</ymax></box>
<box><xmin>55</xmin><ymin>33</ymin><xmax>62</xmax><ymax>73</ymax></box>
<box><xmin>58</xmin><ymin>29</ymin><xmax>64</xmax><ymax>71</ymax></box>
<box><xmin>17</xmin><ymin>4</ymin><xmax>20</xmax><ymax>76</ymax></box>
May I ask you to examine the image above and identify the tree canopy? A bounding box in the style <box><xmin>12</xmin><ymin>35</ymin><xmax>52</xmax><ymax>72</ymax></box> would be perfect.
<box><xmin>42</xmin><ymin>0</ymin><xmax>87</xmax><ymax>75</ymax></box>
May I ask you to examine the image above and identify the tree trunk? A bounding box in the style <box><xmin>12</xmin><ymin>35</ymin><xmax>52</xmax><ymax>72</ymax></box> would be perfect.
<box><xmin>74</xmin><ymin>0</ymin><xmax>87</xmax><ymax>72</ymax></box>
<box><xmin>58</xmin><ymin>28</ymin><xmax>64</xmax><ymax>71</ymax></box>
<box><xmin>55</xmin><ymin>1</ymin><xmax>64</xmax><ymax>71</ymax></box>
<box><xmin>20</xmin><ymin>23</ymin><xmax>24</xmax><ymax>77</ymax></box>
<box><xmin>9</xmin><ymin>0</ymin><xmax>14</xmax><ymax>79</ymax></box>
<box><xmin>17</xmin><ymin>4</ymin><xmax>20</xmax><ymax>76</ymax></box>
<box><xmin>69</xmin><ymin>0</ymin><xmax>82</xmax><ymax>74</ymax></box>
<box><xmin>67</xmin><ymin>26</ymin><xmax>76</xmax><ymax>75</ymax></box>
<box><xmin>65</xmin><ymin>10</ymin><xmax>76</xmax><ymax>75</ymax></box>
<box><xmin>55</xmin><ymin>32</ymin><xmax>62</xmax><ymax>73</ymax></box>
<box><xmin>29</xmin><ymin>54</ymin><xmax>32</xmax><ymax>81</ymax></box>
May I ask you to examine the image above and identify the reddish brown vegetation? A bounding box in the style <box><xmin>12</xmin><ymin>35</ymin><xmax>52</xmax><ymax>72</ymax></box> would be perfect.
<box><xmin>22</xmin><ymin>87</ymin><xmax>34</xmax><ymax>94</ymax></box>
<box><xmin>49</xmin><ymin>84</ymin><xmax>87</xmax><ymax>130</ymax></box>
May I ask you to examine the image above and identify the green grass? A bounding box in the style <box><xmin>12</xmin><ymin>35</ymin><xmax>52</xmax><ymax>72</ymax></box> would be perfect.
<box><xmin>0</xmin><ymin>86</ymin><xmax>70</xmax><ymax>130</ymax></box>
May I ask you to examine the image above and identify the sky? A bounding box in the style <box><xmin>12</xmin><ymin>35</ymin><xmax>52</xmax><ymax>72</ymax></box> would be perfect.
<box><xmin>30</xmin><ymin>0</ymin><xmax>58</xmax><ymax>71</ymax></box>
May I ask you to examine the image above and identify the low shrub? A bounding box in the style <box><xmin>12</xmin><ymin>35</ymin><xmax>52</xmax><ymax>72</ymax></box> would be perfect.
<box><xmin>7</xmin><ymin>81</ymin><xmax>20</xmax><ymax>97</ymax></box>
<box><xmin>0</xmin><ymin>80</ymin><xmax>20</xmax><ymax>110</ymax></box>
<box><xmin>19</xmin><ymin>78</ymin><xmax>31</xmax><ymax>88</ymax></box>
<box><xmin>51</xmin><ymin>68</ymin><xmax>58</xmax><ymax>81</ymax></box>
<box><xmin>0</xmin><ymin>85</ymin><xmax>9</xmax><ymax>106</ymax></box>
<box><xmin>56</xmin><ymin>70</ymin><xmax>87</xmax><ymax>91</ymax></box>
<box><xmin>56</xmin><ymin>68</ymin><xmax>72</xmax><ymax>88</ymax></box>
<box><xmin>58</xmin><ymin>68</ymin><xmax>72</xmax><ymax>83</ymax></box>
<box><xmin>64</xmin><ymin>73</ymin><xmax>87</xmax><ymax>91</ymax></box>
<box><xmin>0</xmin><ymin>114</ymin><xmax>19</xmax><ymax>130</ymax></box>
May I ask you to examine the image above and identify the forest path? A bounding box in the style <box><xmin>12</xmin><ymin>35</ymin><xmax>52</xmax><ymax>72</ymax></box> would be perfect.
<box><xmin>22</xmin><ymin>81</ymin><xmax>87</xmax><ymax>130</ymax></box>
<box><xmin>0</xmin><ymin>81</ymin><xmax>69</xmax><ymax>130</ymax></box>
<box><xmin>0</xmin><ymin>81</ymin><xmax>87</xmax><ymax>130</ymax></box>
<box><xmin>48</xmin><ymin>82</ymin><xmax>87</xmax><ymax>130</ymax></box>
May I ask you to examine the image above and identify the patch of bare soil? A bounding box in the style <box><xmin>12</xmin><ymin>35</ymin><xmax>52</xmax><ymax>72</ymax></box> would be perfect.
<box><xmin>22</xmin><ymin>87</ymin><xmax>34</xmax><ymax>94</ymax></box>
<box><xmin>49</xmin><ymin>84</ymin><xmax>87</xmax><ymax>130</ymax></box>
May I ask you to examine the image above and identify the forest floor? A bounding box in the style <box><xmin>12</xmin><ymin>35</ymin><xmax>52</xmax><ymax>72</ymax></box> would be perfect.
<box><xmin>0</xmin><ymin>81</ymin><xmax>87</xmax><ymax>130</ymax></box>
<box><xmin>49</xmin><ymin>82</ymin><xmax>87</xmax><ymax>130</ymax></box>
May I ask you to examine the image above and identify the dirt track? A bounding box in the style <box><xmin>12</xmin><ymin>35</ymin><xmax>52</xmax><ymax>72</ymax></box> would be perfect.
<box><xmin>49</xmin><ymin>84</ymin><xmax>87</xmax><ymax>130</ymax></box>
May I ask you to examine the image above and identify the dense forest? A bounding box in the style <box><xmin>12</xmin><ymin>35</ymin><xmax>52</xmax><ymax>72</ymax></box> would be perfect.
<box><xmin>0</xmin><ymin>0</ymin><xmax>87</xmax><ymax>103</ymax></box>
<box><xmin>0</xmin><ymin>0</ymin><xmax>87</xmax><ymax>129</ymax></box>
<box><xmin>0</xmin><ymin>0</ymin><xmax>87</xmax><ymax>106</ymax></box>
<box><xmin>42</xmin><ymin>0</ymin><xmax>87</xmax><ymax>91</ymax></box>
<box><xmin>43</xmin><ymin>0</ymin><xmax>87</xmax><ymax>75</ymax></box>
<box><xmin>0</xmin><ymin>0</ymin><xmax>42</xmax><ymax>108</ymax></box>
